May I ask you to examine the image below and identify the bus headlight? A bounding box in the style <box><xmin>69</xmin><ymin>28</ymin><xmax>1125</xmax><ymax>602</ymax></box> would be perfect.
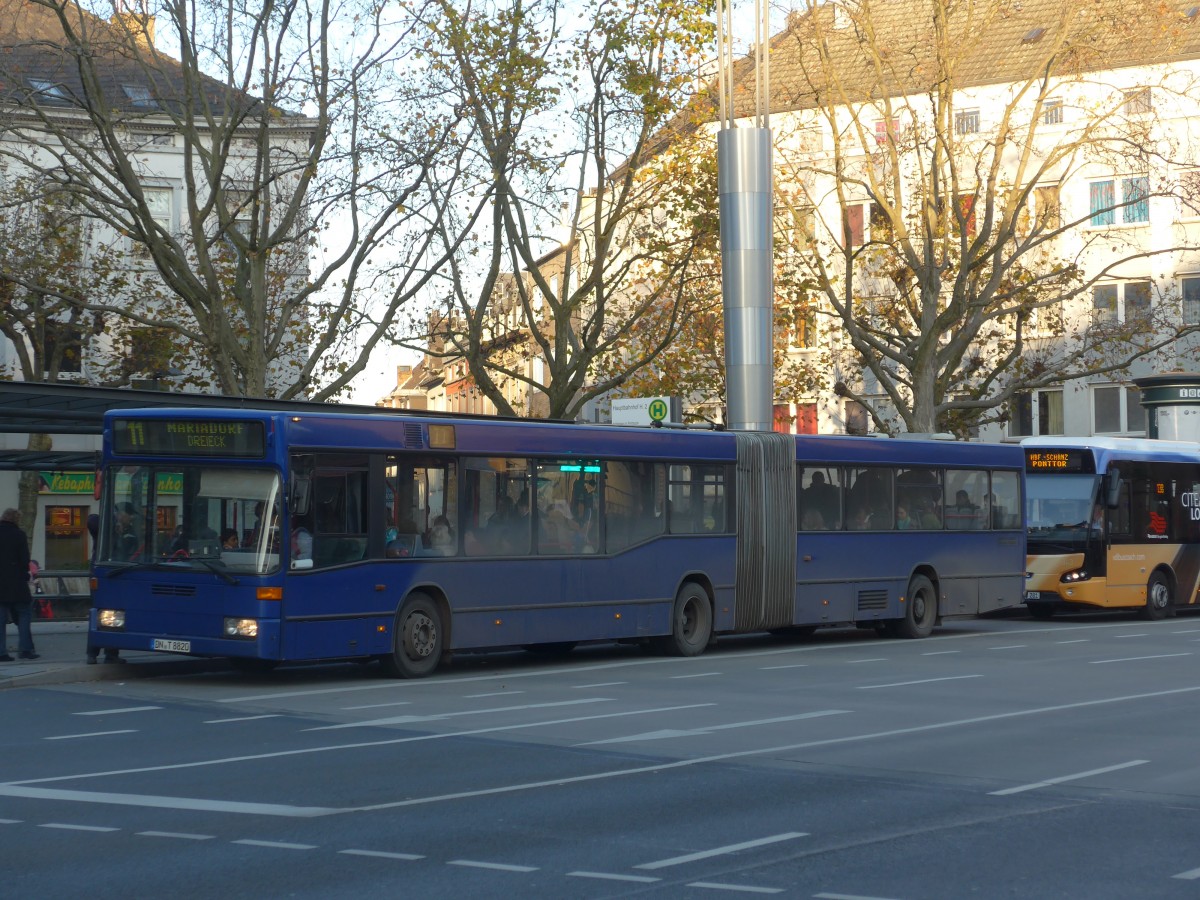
<box><xmin>97</xmin><ymin>609</ymin><xmax>125</xmax><ymax>629</ymax></box>
<box><xmin>1060</xmin><ymin>568</ymin><xmax>1090</xmax><ymax>583</ymax></box>
<box><xmin>223</xmin><ymin>618</ymin><xmax>259</xmax><ymax>639</ymax></box>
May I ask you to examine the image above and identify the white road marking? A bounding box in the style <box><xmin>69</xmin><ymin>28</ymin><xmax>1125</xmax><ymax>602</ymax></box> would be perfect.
<box><xmin>3</xmin><ymin>704</ymin><xmax>714</xmax><ymax>804</ymax></box>
<box><xmin>138</xmin><ymin>831</ymin><xmax>215</xmax><ymax>840</ymax></box>
<box><xmin>74</xmin><ymin>706</ymin><xmax>161</xmax><ymax>716</ymax></box>
<box><xmin>45</xmin><ymin>730</ymin><xmax>137</xmax><ymax>741</ymax></box>
<box><xmin>847</xmin><ymin>658</ymin><xmax>887</xmax><ymax>664</ymax></box>
<box><xmin>687</xmin><ymin>883</ymin><xmax>783</xmax><ymax>894</ymax></box>
<box><xmin>448</xmin><ymin>859</ymin><xmax>537</xmax><ymax>872</ymax></box>
<box><xmin>1090</xmin><ymin>653</ymin><xmax>1190</xmax><ymax>665</ymax></box>
<box><xmin>815</xmin><ymin>893</ymin><xmax>903</xmax><ymax>900</ymax></box>
<box><xmin>0</xmin><ymin>819</ymin><xmax>20</xmax><ymax>824</ymax></box>
<box><xmin>568</xmin><ymin>871</ymin><xmax>660</xmax><ymax>883</ymax></box>
<box><xmin>339</xmin><ymin>849</ymin><xmax>424</xmax><ymax>861</ymax></box>
<box><xmin>671</xmin><ymin>672</ymin><xmax>720</xmax><ymax>679</ymax></box>
<box><xmin>40</xmin><ymin>823</ymin><xmax>119</xmax><ymax>832</ymax></box>
<box><xmin>1172</xmin><ymin>865</ymin><xmax>1200</xmax><ymax>880</ymax></box>
<box><xmin>464</xmin><ymin>691</ymin><xmax>524</xmax><ymax>698</ymax></box>
<box><xmin>1173</xmin><ymin>629</ymin><xmax>1200</xmax><ymax>634</ymax></box>
<box><xmin>341</xmin><ymin>701</ymin><xmax>412</xmax><ymax>711</ymax></box>
<box><xmin>1056</xmin><ymin>640</ymin><xmax>1089</xmax><ymax>644</ymax></box>
<box><xmin>858</xmin><ymin>675</ymin><xmax>982</xmax><ymax>690</ymax></box>
<box><xmin>921</xmin><ymin>650</ymin><xmax>960</xmax><ymax>656</ymax></box>
<box><xmin>987</xmin><ymin>645</ymin><xmax>1026</xmax><ymax>650</ymax></box>
<box><xmin>574</xmin><ymin>682</ymin><xmax>627</xmax><ymax>688</ymax></box>
<box><xmin>233</xmin><ymin>839</ymin><xmax>317</xmax><ymax>850</ymax></box>
<box><xmin>1114</xmin><ymin>633</ymin><xmax>1148</xmax><ymax>638</ymax></box>
<box><xmin>989</xmin><ymin>759</ymin><xmax>1149</xmax><ymax>796</ymax></box>
<box><xmin>636</xmin><ymin>833</ymin><xmax>808</xmax><ymax>869</ymax></box>
<box><xmin>307</xmin><ymin>698</ymin><xmax>610</xmax><ymax>731</ymax></box>
<box><xmin>204</xmin><ymin>715</ymin><xmax>281</xmax><ymax>724</ymax></box>
<box><xmin>580</xmin><ymin>711</ymin><xmax>848</xmax><ymax>746</ymax></box>
<box><xmin>0</xmin><ymin>786</ymin><xmax>334</xmax><ymax>817</ymax></box>
<box><xmin>348</xmin><ymin>685</ymin><xmax>1200</xmax><ymax>814</ymax></box>
<box><xmin>761</xmin><ymin>664</ymin><xmax>808</xmax><ymax>670</ymax></box>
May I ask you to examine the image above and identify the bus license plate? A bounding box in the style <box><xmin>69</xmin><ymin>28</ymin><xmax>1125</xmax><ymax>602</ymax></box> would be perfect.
<box><xmin>152</xmin><ymin>639</ymin><xmax>191</xmax><ymax>653</ymax></box>
<box><xmin>1024</xmin><ymin>592</ymin><xmax>1041</xmax><ymax>601</ymax></box>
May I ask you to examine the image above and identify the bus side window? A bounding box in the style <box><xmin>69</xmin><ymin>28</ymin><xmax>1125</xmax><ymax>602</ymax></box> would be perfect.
<box><xmin>989</xmin><ymin>470</ymin><xmax>1020</xmax><ymax>529</ymax></box>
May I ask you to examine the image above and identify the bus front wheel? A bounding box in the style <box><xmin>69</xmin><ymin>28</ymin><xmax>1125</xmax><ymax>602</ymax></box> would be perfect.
<box><xmin>1142</xmin><ymin>572</ymin><xmax>1174</xmax><ymax>621</ymax></box>
<box><xmin>656</xmin><ymin>584</ymin><xmax>713</xmax><ymax>657</ymax></box>
<box><xmin>892</xmin><ymin>574</ymin><xmax>937</xmax><ymax>639</ymax></box>
<box><xmin>383</xmin><ymin>592</ymin><xmax>444</xmax><ymax>678</ymax></box>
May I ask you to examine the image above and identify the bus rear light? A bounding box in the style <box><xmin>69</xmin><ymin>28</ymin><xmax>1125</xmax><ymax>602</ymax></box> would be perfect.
<box><xmin>1060</xmin><ymin>568</ymin><xmax>1090</xmax><ymax>583</ymax></box>
<box><xmin>257</xmin><ymin>587</ymin><xmax>283</xmax><ymax>601</ymax></box>
<box><xmin>224</xmin><ymin>618</ymin><xmax>259</xmax><ymax>639</ymax></box>
<box><xmin>97</xmin><ymin>609</ymin><xmax>125</xmax><ymax>629</ymax></box>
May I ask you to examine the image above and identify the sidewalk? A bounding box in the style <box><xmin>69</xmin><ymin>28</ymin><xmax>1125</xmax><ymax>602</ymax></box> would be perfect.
<box><xmin>0</xmin><ymin>619</ymin><xmax>226</xmax><ymax>689</ymax></box>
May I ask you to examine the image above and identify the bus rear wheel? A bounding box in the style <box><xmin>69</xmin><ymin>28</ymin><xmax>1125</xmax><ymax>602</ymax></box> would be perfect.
<box><xmin>892</xmin><ymin>574</ymin><xmax>937</xmax><ymax>639</ymax></box>
<box><xmin>656</xmin><ymin>584</ymin><xmax>713</xmax><ymax>657</ymax></box>
<box><xmin>382</xmin><ymin>592</ymin><xmax>444</xmax><ymax>678</ymax></box>
<box><xmin>1142</xmin><ymin>572</ymin><xmax>1174</xmax><ymax>621</ymax></box>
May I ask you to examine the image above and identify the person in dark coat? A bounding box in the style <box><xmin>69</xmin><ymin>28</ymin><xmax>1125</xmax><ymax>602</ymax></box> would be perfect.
<box><xmin>0</xmin><ymin>508</ymin><xmax>39</xmax><ymax>661</ymax></box>
<box><xmin>84</xmin><ymin>513</ymin><xmax>123</xmax><ymax>665</ymax></box>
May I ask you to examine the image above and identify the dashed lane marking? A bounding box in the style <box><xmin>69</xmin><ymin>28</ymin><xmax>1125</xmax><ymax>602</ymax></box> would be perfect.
<box><xmin>814</xmin><ymin>893</ymin><xmax>903</xmax><ymax>900</ymax></box>
<box><xmin>858</xmin><ymin>675</ymin><xmax>981</xmax><ymax>690</ymax></box>
<box><xmin>464</xmin><ymin>691</ymin><xmax>525</xmax><ymax>698</ymax></box>
<box><xmin>74</xmin><ymin>706</ymin><xmax>161</xmax><ymax>716</ymax></box>
<box><xmin>138</xmin><ymin>831</ymin><xmax>215</xmax><ymax>840</ymax></box>
<box><xmin>339</xmin><ymin>849</ymin><xmax>424</xmax><ymax>861</ymax></box>
<box><xmin>204</xmin><ymin>715</ymin><xmax>281</xmax><ymax>724</ymax></box>
<box><xmin>1090</xmin><ymin>654</ymin><xmax>1190</xmax><ymax>665</ymax></box>
<box><xmin>1172</xmin><ymin>865</ymin><xmax>1200</xmax><ymax>880</ymax></box>
<box><xmin>568</xmin><ymin>871</ymin><xmax>660</xmax><ymax>883</ymax></box>
<box><xmin>760</xmin><ymin>664</ymin><xmax>808</xmax><ymax>670</ymax></box>
<box><xmin>579</xmin><ymin>711</ymin><xmax>848</xmax><ymax>746</ymax></box>
<box><xmin>688</xmin><ymin>883</ymin><xmax>783</xmax><ymax>894</ymax></box>
<box><xmin>306</xmin><ymin>698</ymin><xmax>611</xmax><ymax>731</ymax></box>
<box><xmin>40</xmin><ymin>823</ymin><xmax>118</xmax><ymax>832</ymax></box>
<box><xmin>233</xmin><ymin>839</ymin><xmax>318</xmax><ymax>850</ymax></box>
<box><xmin>671</xmin><ymin>673</ymin><xmax>721</xmax><ymax>679</ymax></box>
<box><xmin>449</xmin><ymin>859</ymin><xmax>538</xmax><ymax>872</ymax></box>
<box><xmin>45</xmin><ymin>730</ymin><xmax>137</xmax><ymax>741</ymax></box>
<box><xmin>636</xmin><ymin>832</ymin><xmax>808</xmax><ymax>869</ymax></box>
<box><xmin>989</xmin><ymin>759</ymin><xmax>1149</xmax><ymax>796</ymax></box>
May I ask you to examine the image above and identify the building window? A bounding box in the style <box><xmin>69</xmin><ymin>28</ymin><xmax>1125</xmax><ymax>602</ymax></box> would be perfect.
<box><xmin>1183</xmin><ymin>276</ymin><xmax>1200</xmax><ymax>324</ymax></box>
<box><xmin>1093</xmin><ymin>385</ymin><xmax>1144</xmax><ymax>435</ymax></box>
<box><xmin>844</xmin><ymin>203</ymin><xmax>865</xmax><ymax>248</ymax></box>
<box><xmin>1008</xmin><ymin>390</ymin><xmax>1064</xmax><ymax>437</ymax></box>
<box><xmin>134</xmin><ymin>186</ymin><xmax>173</xmax><ymax>256</ymax></box>
<box><xmin>1123</xmin><ymin>87</ymin><xmax>1152</xmax><ymax>115</ymax></box>
<box><xmin>1090</xmin><ymin>178</ymin><xmax>1149</xmax><ymax>227</ymax></box>
<box><xmin>1043</xmin><ymin>99</ymin><xmax>1063</xmax><ymax>125</ymax></box>
<box><xmin>1089</xmin><ymin>180</ymin><xmax>1115</xmax><ymax>227</ymax></box>
<box><xmin>28</xmin><ymin>79</ymin><xmax>70</xmax><ymax>104</ymax></box>
<box><xmin>874</xmin><ymin>118</ymin><xmax>898</xmax><ymax>146</ymax></box>
<box><xmin>954</xmin><ymin>109</ymin><xmax>980</xmax><ymax>135</ymax></box>
<box><xmin>1093</xmin><ymin>280</ymin><xmax>1152</xmax><ymax>324</ymax></box>
<box><xmin>1122</xmin><ymin>176</ymin><xmax>1149</xmax><ymax>223</ymax></box>
<box><xmin>122</xmin><ymin>84</ymin><xmax>158</xmax><ymax>110</ymax></box>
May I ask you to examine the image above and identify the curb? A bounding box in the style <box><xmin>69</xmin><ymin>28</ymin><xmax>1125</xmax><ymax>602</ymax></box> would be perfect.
<box><xmin>0</xmin><ymin>658</ymin><xmax>231</xmax><ymax>690</ymax></box>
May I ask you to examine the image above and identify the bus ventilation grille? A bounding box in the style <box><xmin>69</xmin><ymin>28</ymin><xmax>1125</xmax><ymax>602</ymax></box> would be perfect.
<box><xmin>151</xmin><ymin>584</ymin><xmax>197</xmax><ymax>597</ymax></box>
<box><xmin>405</xmin><ymin>424</ymin><xmax>424</xmax><ymax>447</ymax></box>
<box><xmin>857</xmin><ymin>589</ymin><xmax>888</xmax><ymax>611</ymax></box>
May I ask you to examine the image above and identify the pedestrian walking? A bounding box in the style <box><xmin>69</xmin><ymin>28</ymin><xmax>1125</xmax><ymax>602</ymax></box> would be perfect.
<box><xmin>0</xmin><ymin>508</ymin><xmax>39</xmax><ymax>661</ymax></box>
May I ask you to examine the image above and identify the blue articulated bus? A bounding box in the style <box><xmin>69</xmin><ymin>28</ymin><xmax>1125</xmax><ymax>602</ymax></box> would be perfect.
<box><xmin>89</xmin><ymin>409</ymin><xmax>1026</xmax><ymax>676</ymax></box>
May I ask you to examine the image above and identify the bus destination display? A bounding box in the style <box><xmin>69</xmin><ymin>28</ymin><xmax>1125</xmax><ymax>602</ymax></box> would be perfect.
<box><xmin>1024</xmin><ymin>448</ymin><xmax>1094</xmax><ymax>473</ymax></box>
<box><xmin>113</xmin><ymin>419</ymin><xmax>266</xmax><ymax>458</ymax></box>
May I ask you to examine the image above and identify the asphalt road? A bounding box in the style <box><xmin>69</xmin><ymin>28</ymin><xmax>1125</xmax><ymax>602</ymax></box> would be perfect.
<box><xmin>4</xmin><ymin>612</ymin><xmax>1200</xmax><ymax>899</ymax></box>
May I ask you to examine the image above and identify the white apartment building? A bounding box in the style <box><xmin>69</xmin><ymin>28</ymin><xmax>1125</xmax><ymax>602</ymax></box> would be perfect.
<box><xmin>0</xmin><ymin>0</ymin><xmax>312</xmax><ymax>572</ymax></box>
<box><xmin>721</xmin><ymin>0</ymin><xmax>1200</xmax><ymax>440</ymax></box>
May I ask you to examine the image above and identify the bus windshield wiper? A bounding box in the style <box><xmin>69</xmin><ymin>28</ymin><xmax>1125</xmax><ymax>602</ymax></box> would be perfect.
<box><xmin>193</xmin><ymin>557</ymin><xmax>239</xmax><ymax>585</ymax></box>
<box><xmin>103</xmin><ymin>561</ymin><xmax>160</xmax><ymax>578</ymax></box>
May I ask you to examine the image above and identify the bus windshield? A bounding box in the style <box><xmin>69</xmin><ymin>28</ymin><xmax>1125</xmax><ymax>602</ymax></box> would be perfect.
<box><xmin>1025</xmin><ymin>473</ymin><xmax>1101</xmax><ymax>551</ymax></box>
<box><xmin>100</xmin><ymin>464</ymin><xmax>282</xmax><ymax>575</ymax></box>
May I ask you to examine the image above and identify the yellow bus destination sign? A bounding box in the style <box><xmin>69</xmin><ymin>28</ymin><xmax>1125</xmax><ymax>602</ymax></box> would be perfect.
<box><xmin>112</xmin><ymin>418</ymin><xmax>267</xmax><ymax>459</ymax></box>
<box><xmin>1024</xmin><ymin>449</ymin><xmax>1093</xmax><ymax>474</ymax></box>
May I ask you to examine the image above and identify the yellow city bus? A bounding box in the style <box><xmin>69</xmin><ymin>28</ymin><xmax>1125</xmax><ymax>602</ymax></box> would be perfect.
<box><xmin>1023</xmin><ymin>436</ymin><xmax>1200</xmax><ymax>620</ymax></box>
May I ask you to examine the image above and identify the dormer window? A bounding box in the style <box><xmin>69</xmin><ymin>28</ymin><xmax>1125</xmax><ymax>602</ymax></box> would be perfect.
<box><xmin>122</xmin><ymin>84</ymin><xmax>158</xmax><ymax>109</ymax></box>
<box><xmin>29</xmin><ymin>79</ymin><xmax>69</xmax><ymax>103</ymax></box>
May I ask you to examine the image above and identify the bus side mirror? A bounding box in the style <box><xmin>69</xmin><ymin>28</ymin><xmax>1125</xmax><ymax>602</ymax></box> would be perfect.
<box><xmin>1106</xmin><ymin>476</ymin><xmax>1122</xmax><ymax>509</ymax></box>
